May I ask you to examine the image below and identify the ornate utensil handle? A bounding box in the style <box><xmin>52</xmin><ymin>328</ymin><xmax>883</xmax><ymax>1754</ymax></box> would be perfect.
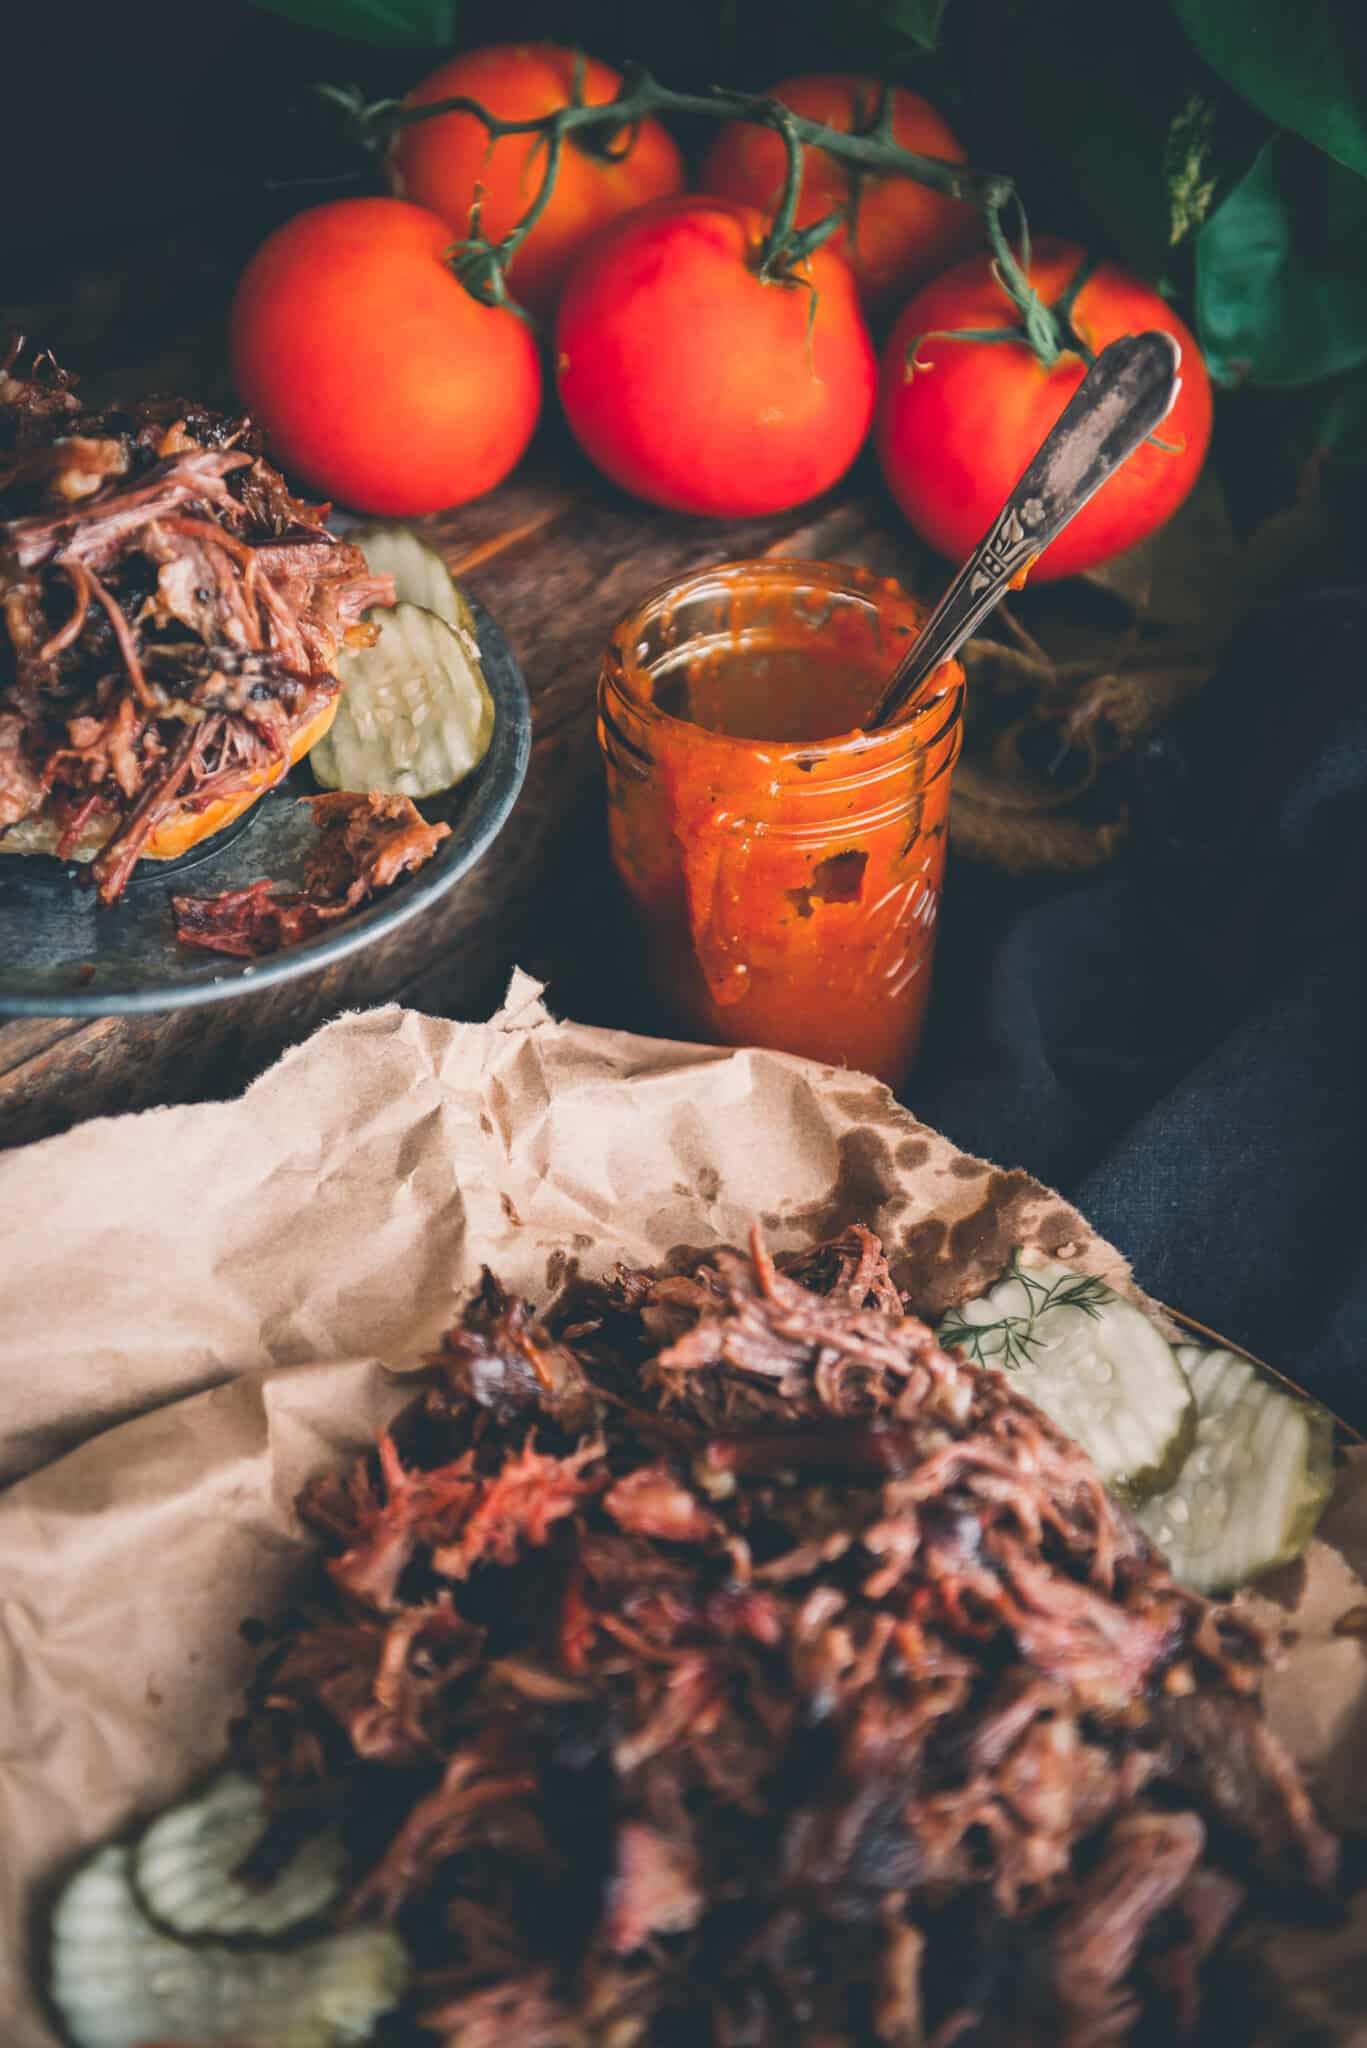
<box><xmin>870</xmin><ymin>330</ymin><xmax>1182</xmax><ymax>729</ymax></box>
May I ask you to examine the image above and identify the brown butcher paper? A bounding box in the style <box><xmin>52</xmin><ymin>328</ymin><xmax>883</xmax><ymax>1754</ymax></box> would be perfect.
<box><xmin>1</xmin><ymin>973</ymin><xmax>1363</xmax><ymax>2044</ymax></box>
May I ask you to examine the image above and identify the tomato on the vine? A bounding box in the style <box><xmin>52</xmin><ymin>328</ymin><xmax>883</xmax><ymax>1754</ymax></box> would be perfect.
<box><xmin>230</xmin><ymin>198</ymin><xmax>542</xmax><ymax>517</ymax></box>
<box><xmin>877</xmin><ymin>239</ymin><xmax>1213</xmax><ymax>581</ymax></box>
<box><xmin>555</xmin><ymin>194</ymin><xmax>877</xmax><ymax>519</ymax></box>
<box><xmin>387</xmin><ymin>44</ymin><xmax>685</xmax><ymax>320</ymax></box>
<box><xmin>701</xmin><ymin>74</ymin><xmax>976</xmax><ymax>320</ymax></box>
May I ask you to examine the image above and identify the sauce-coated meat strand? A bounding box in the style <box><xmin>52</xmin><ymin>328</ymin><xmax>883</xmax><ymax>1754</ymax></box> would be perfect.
<box><xmin>231</xmin><ymin>1228</ymin><xmax>1336</xmax><ymax>2048</ymax></box>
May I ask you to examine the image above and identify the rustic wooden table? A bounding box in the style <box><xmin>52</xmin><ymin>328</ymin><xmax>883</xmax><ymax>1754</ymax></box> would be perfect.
<box><xmin>1</xmin><ymin>227</ymin><xmax>933</xmax><ymax>1149</ymax></box>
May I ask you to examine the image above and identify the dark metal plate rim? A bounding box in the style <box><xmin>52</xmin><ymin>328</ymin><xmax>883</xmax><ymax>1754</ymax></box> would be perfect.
<box><xmin>0</xmin><ymin>600</ymin><xmax>531</xmax><ymax>1019</ymax></box>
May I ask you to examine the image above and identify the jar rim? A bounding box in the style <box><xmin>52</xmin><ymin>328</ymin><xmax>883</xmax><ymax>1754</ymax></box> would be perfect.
<box><xmin>602</xmin><ymin>557</ymin><xmax>963</xmax><ymax>762</ymax></box>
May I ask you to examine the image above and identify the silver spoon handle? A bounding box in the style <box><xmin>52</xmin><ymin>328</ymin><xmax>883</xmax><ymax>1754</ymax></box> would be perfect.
<box><xmin>869</xmin><ymin>329</ymin><xmax>1182</xmax><ymax>730</ymax></box>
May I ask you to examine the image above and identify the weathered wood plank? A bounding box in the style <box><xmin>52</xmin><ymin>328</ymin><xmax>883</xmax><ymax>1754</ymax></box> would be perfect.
<box><xmin>421</xmin><ymin>426</ymin><xmax>586</xmax><ymax>574</ymax></box>
<box><xmin>0</xmin><ymin>1017</ymin><xmax>92</xmax><ymax>1068</ymax></box>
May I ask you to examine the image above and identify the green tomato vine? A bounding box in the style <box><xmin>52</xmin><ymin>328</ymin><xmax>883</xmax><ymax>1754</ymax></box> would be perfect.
<box><xmin>325</xmin><ymin>61</ymin><xmax>1083</xmax><ymax>366</ymax></box>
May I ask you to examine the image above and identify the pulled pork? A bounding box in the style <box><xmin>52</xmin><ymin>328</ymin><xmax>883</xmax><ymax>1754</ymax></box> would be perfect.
<box><xmin>171</xmin><ymin>791</ymin><xmax>451</xmax><ymax>957</ymax></box>
<box><xmin>0</xmin><ymin>340</ymin><xmax>392</xmax><ymax>900</ymax></box>
<box><xmin>234</xmin><ymin>1226</ymin><xmax>1336</xmax><ymax>2048</ymax></box>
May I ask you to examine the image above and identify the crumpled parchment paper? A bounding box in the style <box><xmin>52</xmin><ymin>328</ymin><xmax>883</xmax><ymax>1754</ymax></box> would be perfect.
<box><xmin>2</xmin><ymin>972</ymin><xmax>1363</xmax><ymax>2046</ymax></box>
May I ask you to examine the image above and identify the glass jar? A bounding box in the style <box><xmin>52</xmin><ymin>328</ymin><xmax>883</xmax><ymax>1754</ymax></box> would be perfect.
<box><xmin>598</xmin><ymin>559</ymin><xmax>964</xmax><ymax>1088</ymax></box>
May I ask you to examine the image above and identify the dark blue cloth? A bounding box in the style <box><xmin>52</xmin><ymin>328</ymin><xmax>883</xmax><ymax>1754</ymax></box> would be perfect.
<box><xmin>914</xmin><ymin>581</ymin><xmax>1367</xmax><ymax>1425</ymax></box>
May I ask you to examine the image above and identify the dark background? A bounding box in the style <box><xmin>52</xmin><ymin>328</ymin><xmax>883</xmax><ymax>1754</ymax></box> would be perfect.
<box><xmin>7</xmin><ymin>0</ymin><xmax>1018</xmax><ymax>292</ymax></box>
<box><xmin>8</xmin><ymin>2</ymin><xmax>763</xmax><ymax>278</ymax></box>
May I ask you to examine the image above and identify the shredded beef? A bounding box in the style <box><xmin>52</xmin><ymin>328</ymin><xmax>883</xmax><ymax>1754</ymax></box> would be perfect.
<box><xmin>0</xmin><ymin>342</ymin><xmax>393</xmax><ymax>900</ymax></box>
<box><xmin>227</xmin><ymin>1227</ymin><xmax>1337</xmax><ymax>2047</ymax></box>
<box><xmin>0</xmin><ymin>709</ymin><xmax>44</xmax><ymax>827</ymax></box>
<box><xmin>305</xmin><ymin>790</ymin><xmax>451</xmax><ymax>898</ymax></box>
<box><xmin>776</xmin><ymin>1223</ymin><xmax>904</xmax><ymax>1314</ymax></box>
<box><xmin>170</xmin><ymin>790</ymin><xmax>451</xmax><ymax>957</ymax></box>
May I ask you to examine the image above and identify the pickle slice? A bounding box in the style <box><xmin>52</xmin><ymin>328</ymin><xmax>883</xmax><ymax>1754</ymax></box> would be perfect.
<box><xmin>1136</xmin><ymin>1345</ymin><xmax>1336</xmax><ymax>1594</ymax></box>
<box><xmin>135</xmin><ymin>1770</ymin><xmax>344</xmax><ymax>1938</ymax></box>
<box><xmin>50</xmin><ymin>1843</ymin><xmax>408</xmax><ymax>2048</ymax></box>
<box><xmin>311</xmin><ymin>601</ymin><xmax>494</xmax><ymax>801</ymax></box>
<box><xmin>348</xmin><ymin>523</ymin><xmax>480</xmax><ymax>662</ymax></box>
<box><xmin>938</xmin><ymin>1253</ymin><xmax>1195</xmax><ymax>1497</ymax></box>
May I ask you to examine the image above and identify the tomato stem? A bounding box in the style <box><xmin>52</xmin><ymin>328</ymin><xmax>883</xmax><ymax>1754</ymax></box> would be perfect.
<box><xmin>340</xmin><ymin>66</ymin><xmax>1017</xmax><ymax>317</ymax></box>
<box><xmin>902</xmin><ymin>198</ymin><xmax>1113</xmax><ymax>378</ymax></box>
<box><xmin>755</xmin><ymin>100</ymin><xmax>808</xmax><ymax>277</ymax></box>
<box><xmin>983</xmin><ymin>191</ymin><xmax>1063</xmax><ymax>367</ymax></box>
<box><xmin>749</xmin><ymin>103</ymin><xmax>854</xmax><ymax>283</ymax></box>
<box><xmin>840</xmin><ymin>83</ymin><xmax>895</xmax><ymax>271</ymax></box>
<box><xmin>1051</xmin><ymin>250</ymin><xmax>1101</xmax><ymax>341</ymax></box>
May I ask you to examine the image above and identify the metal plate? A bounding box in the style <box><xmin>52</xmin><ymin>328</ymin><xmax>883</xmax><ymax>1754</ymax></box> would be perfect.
<box><xmin>0</xmin><ymin>599</ymin><xmax>530</xmax><ymax>1017</ymax></box>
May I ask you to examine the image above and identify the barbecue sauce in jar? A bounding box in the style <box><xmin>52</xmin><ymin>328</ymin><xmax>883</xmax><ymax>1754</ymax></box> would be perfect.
<box><xmin>598</xmin><ymin>560</ymin><xmax>964</xmax><ymax>1087</ymax></box>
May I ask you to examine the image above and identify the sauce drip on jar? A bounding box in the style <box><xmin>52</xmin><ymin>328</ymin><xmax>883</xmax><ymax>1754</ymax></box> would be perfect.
<box><xmin>598</xmin><ymin>560</ymin><xmax>964</xmax><ymax>1087</ymax></box>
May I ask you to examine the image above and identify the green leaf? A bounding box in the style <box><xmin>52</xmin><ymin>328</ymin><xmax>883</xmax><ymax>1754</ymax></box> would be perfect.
<box><xmin>778</xmin><ymin>0</ymin><xmax>961</xmax><ymax>81</ymax></box>
<box><xmin>1197</xmin><ymin>132</ymin><xmax>1367</xmax><ymax>387</ymax></box>
<box><xmin>993</xmin><ymin>0</ymin><xmax>1264</xmax><ymax>282</ymax></box>
<box><xmin>887</xmin><ymin>0</ymin><xmax>951</xmax><ymax>53</ymax></box>
<box><xmin>1319</xmin><ymin>366</ymin><xmax>1367</xmax><ymax>474</ymax></box>
<box><xmin>1173</xmin><ymin>0</ymin><xmax>1367</xmax><ymax>179</ymax></box>
<box><xmin>249</xmin><ymin>0</ymin><xmax>457</xmax><ymax>47</ymax></box>
<box><xmin>1243</xmin><ymin>364</ymin><xmax>1367</xmax><ymax>482</ymax></box>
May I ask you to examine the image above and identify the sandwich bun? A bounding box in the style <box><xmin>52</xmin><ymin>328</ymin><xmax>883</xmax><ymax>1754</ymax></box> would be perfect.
<box><xmin>0</xmin><ymin>696</ymin><xmax>339</xmax><ymax>865</ymax></box>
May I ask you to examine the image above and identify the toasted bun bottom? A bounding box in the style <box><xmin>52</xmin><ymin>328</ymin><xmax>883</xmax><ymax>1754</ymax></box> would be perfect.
<box><xmin>0</xmin><ymin>697</ymin><xmax>339</xmax><ymax>866</ymax></box>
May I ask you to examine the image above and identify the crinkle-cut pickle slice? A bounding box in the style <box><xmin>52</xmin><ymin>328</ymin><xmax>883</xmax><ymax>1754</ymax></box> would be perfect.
<box><xmin>347</xmin><ymin>522</ymin><xmax>480</xmax><ymax>661</ymax></box>
<box><xmin>938</xmin><ymin>1253</ymin><xmax>1195</xmax><ymax>1498</ymax></box>
<box><xmin>311</xmin><ymin>600</ymin><xmax>494</xmax><ymax>801</ymax></box>
<box><xmin>50</xmin><ymin>1843</ymin><xmax>407</xmax><ymax>2048</ymax></box>
<box><xmin>1136</xmin><ymin>1344</ymin><xmax>1336</xmax><ymax>1595</ymax></box>
<box><xmin>135</xmin><ymin>1769</ymin><xmax>344</xmax><ymax>1938</ymax></box>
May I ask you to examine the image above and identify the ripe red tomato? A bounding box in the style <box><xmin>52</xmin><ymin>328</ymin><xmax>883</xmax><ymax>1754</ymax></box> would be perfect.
<box><xmin>700</xmin><ymin>75</ymin><xmax>976</xmax><ymax>319</ymax></box>
<box><xmin>555</xmin><ymin>195</ymin><xmax>876</xmax><ymax>518</ymax></box>
<box><xmin>877</xmin><ymin>239</ymin><xmax>1213</xmax><ymax>581</ymax></box>
<box><xmin>388</xmin><ymin>44</ymin><xmax>685</xmax><ymax>320</ymax></box>
<box><xmin>230</xmin><ymin>198</ymin><xmax>541</xmax><ymax>516</ymax></box>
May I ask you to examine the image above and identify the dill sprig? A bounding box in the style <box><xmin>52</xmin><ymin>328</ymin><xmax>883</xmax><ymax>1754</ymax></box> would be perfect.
<box><xmin>938</xmin><ymin>1250</ymin><xmax>1109</xmax><ymax>1371</ymax></box>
